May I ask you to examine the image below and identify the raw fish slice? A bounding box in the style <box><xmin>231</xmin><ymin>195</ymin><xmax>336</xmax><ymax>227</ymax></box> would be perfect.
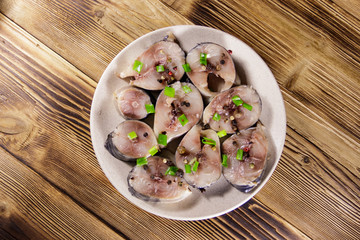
<box><xmin>175</xmin><ymin>125</ymin><xmax>221</xmax><ymax>189</ymax></box>
<box><xmin>221</xmin><ymin>123</ymin><xmax>268</xmax><ymax>192</ymax></box>
<box><xmin>128</xmin><ymin>156</ymin><xmax>191</xmax><ymax>202</ymax></box>
<box><xmin>154</xmin><ymin>82</ymin><xmax>203</xmax><ymax>145</ymax></box>
<box><xmin>105</xmin><ymin>120</ymin><xmax>158</xmax><ymax>161</ymax></box>
<box><xmin>120</xmin><ymin>33</ymin><xmax>185</xmax><ymax>90</ymax></box>
<box><xmin>203</xmin><ymin>85</ymin><xmax>261</xmax><ymax>133</ymax></box>
<box><xmin>186</xmin><ymin>42</ymin><xmax>236</xmax><ymax>97</ymax></box>
<box><xmin>114</xmin><ymin>87</ymin><xmax>152</xmax><ymax>120</ymax></box>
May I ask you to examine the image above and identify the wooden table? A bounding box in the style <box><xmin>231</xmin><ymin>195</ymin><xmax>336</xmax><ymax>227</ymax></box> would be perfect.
<box><xmin>0</xmin><ymin>0</ymin><xmax>359</xmax><ymax>239</ymax></box>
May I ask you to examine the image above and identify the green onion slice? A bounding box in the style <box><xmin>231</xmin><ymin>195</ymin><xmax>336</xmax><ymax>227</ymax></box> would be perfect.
<box><xmin>222</xmin><ymin>154</ymin><xmax>228</xmax><ymax>167</ymax></box>
<box><xmin>178</xmin><ymin>114</ymin><xmax>189</xmax><ymax>126</ymax></box>
<box><xmin>136</xmin><ymin>157</ymin><xmax>148</xmax><ymax>166</ymax></box>
<box><xmin>192</xmin><ymin>161</ymin><xmax>199</xmax><ymax>172</ymax></box>
<box><xmin>157</xmin><ymin>133</ymin><xmax>167</xmax><ymax>146</ymax></box>
<box><xmin>164</xmin><ymin>86</ymin><xmax>175</xmax><ymax>98</ymax></box>
<box><xmin>217</xmin><ymin>130</ymin><xmax>227</xmax><ymax>138</ymax></box>
<box><xmin>243</xmin><ymin>103</ymin><xmax>253</xmax><ymax>111</ymax></box>
<box><xmin>148</xmin><ymin>146</ymin><xmax>158</xmax><ymax>156</ymax></box>
<box><xmin>232</xmin><ymin>95</ymin><xmax>244</xmax><ymax>106</ymax></box>
<box><xmin>182</xmin><ymin>63</ymin><xmax>191</xmax><ymax>72</ymax></box>
<box><xmin>165</xmin><ymin>166</ymin><xmax>178</xmax><ymax>176</ymax></box>
<box><xmin>145</xmin><ymin>104</ymin><xmax>155</xmax><ymax>114</ymax></box>
<box><xmin>127</xmin><ymin>131</ymin><xmax>137</xmax><ymax>140</ymax></box>
<box><xmin>156</xmin><ymin>65</ymin><xmax>165</xmax><ymax>72</ymax></box>
<box><xmin>182</xmin><ymin>85</ymin><xmax>192</xmax><ymax>93</ymax></box>
<box><xmin>213</xmin><ymin>113</ymin><xmax>221</xmax><ymax>121</ymax></box>
<box><xmin>200</xmin><ymin>53</ymin><xmax>207</xmax><ymax>65</ymax></box>
<box><xmin>201</xmin><ymin>137</ymin><xmax>216</xmax><ymax>146</ymax></box>
<box><xmin>184</xmin><ymin>164</ymin><xmax>191</xmax><ymax>174</ymax></box>
<box><xmin>236</xmin><ymin>149</ymin><xmax>244</xmax><ymax>161</ymax></box>
<box><xmin>133</xmin><ymin>60</ymin><xmax>143</xmax><ymax>73</ymax></box>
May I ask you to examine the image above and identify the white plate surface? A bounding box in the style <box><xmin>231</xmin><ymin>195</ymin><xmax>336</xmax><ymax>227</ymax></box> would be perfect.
<box><xmin>90</xmin><ymin>25</ymin><xmax>286</xmax><ymax>220</ymax></box>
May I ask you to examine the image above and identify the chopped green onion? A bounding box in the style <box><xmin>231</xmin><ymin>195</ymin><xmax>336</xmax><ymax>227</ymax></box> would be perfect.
<box><xmin>201</xmin><ymin>137</ymin><xmax>216</xmax><ymax>146</ymax></box>
<box><xmin>182</xmin><ymin>63</ymin><xmax>191</xmax><ymax>72</ymax></box>
<box><xmin>127</xmin><ymin>131</ymin><xmax>137</xmax><ymax>140</ymax></box>
<box><xmin>156</xmin><ymin>65</ymin><xmax>165</xmax><ymax>72</ymax></box>
<box><xmin>189</xmin><ymin>157</ymin><xmax>197</xmax><ymax>165</ymax></box>
<box><xmin>157</xmin><ymin>133</ymin><xmax>167</xmax><ymax>146</ymax></box>
<box><xmin>164</xmin><ymin>86</ymin><xmax>175</xmax><ymax>98</ymax></box>
<box><xmin>133</xmin><ymin>60</ymin><xmax>143</xmax><ymax>73</ymax></box>
<box><xmin>165</xmin><ymin>166</ymin><xmax>178</xmax><ymax>176</ymax></box>
<box><xmin>243</xmin><ymin>103</ymin><xmax>253</xmax><ymax>111</ymax></box>
<box><xmin>217</xmin><ymin>130</ymin><xmax>227</xmax><ymax>138</ymax></box>
<box><xmin>213</xmin><ymin>113</ymin><xmax>221</xmax><ymax>121</ymax></box>
<box><xmin>145</xmin><ymin>104</ymin><xmax>155</xmax><ymax>113</ymax></box>
<box><xmin>184</xmin><ymin>164</ymin><xmax>191</xmax><ymax>174</ymax></box>
<box><xmin>178</xmin><ymin>114</ymin><xmax>189</xmax><ymax>126</ymax></box>
<box><xmin>136</xmin><ymin>157</ymin><xmax>148</xmax><ymax>166</ymax></box>
<box><xmin>232</xmin><ymin>95</ymin><xmax>244</xmax><ymax>106</ymax></box>
<box><xmin>192</xmin><ymin>160</ymin><xmax>199</xmax><ymax>172</ymax></box>
<box><xmin>200</xmin><ymin>53</ymin><xmax>207</xmax><ymax>65</ymax></box>
<box><xmin>222</xmin><ymin>154</ymin><xmax>228</xmax><ymax>167</ymax></box>
<box><xmin>182</xmin><ymin>85</ymin><xmax>192</xmax><ymax>93</ymax></box>
<box><xmin>148</xmin><ymin>146</ymin><xmax>158</xmax><ymax>156</ymax></box>
<box><xmin>236</xmin><ymin>149</ymin><xmax>244</xmax><ymax>161</ymax></box>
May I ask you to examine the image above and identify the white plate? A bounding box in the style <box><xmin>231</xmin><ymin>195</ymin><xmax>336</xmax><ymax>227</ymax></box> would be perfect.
<box><xmin>90</xmin><ymin>25</ymin><xmax>286</xmax><ymax>220</ymax></box>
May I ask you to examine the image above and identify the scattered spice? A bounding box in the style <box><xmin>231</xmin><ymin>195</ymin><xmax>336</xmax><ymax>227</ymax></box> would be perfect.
<box><xmin>235</xmin><ymin>113</ymin><xmax>242</xmax><ymax>118</ymax></box>
<box><xmin>220</xmin><ymin>59</ymin><xmax>225</xmax><ymax>65</ymax></box>
<box><xmin>199</xmin><ymin>188</ymin><xmax>206</xmax><ymax>193</ymax></box>
<box><xmin>143</xmin><ymin>132</ymin><xmax>148</xmax><ymax>137</ymax></box>
<box><xmin>177</xmin><ymin>146</ymin><xmax>186</xmax><ymax>155</ymax></box>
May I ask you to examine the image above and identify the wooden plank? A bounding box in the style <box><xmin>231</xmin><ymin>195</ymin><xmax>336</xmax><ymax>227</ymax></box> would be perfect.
<box><xmin>0</xmin><ymin>148</ymin><xmax>123</xmax><ymax>239</ymax></box>
<box><xmin>0</xmin><ymin>0</ymin><xmax>192</xmax><ymax>81</ymax></box>
<box><xmin>0</xmin><ymin>14</ymin><xmax>308</xmax><ymax>239</ymax></box>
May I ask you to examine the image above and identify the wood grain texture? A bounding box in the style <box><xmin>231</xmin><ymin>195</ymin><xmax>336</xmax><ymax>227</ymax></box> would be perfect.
<box><xmin>1</xmin><ymin>0</ymin><xmax>359</xmax><ymax>239</ymax></box>
<box><xmin>0</xmin><ymin>0</ymin><xmax>192</xmax><ymax>81</ymax></box>
<box><xmin>0</xmin><ymin>13</ymin><xmax>308</xmax><ymax>240</ymax></box>
<box><xmin>0</xmin><ymin>148</ymin><xmax>123</xmax><ymax>239</ymax></box>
